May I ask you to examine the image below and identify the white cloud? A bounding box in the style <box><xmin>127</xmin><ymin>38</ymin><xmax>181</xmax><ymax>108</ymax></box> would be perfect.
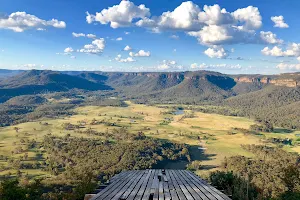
<box><xmin>37</xmin><ymin>28</ymin><xmax>46</xmax><ymax>31</ymax></box>
<box><xmin>129</xmin><ymin>50</ymin><xmax>151</xmax><ymax>57</ymax></box>
<box><xmin>271</xmin><ymin>16</ymin><xmax>289</xmax><ymax>28</ymax></box>
<box><xmin>260</xmin><ymin>31</ymin><xmax>283</xmax><ymax>44</ymax></box>
<box><xmin>137</xmin><ymin>3</ymin><xmax>261</xmax><ymax>33</ymax></box>
<box><xmin>125</xmin><ymin>31</ymin><xmax>130</xmax><ymax>35</ymax></box>
<box><xmin>204</xmin><ymin>46</ymin><xmax>228</xmax><ymax>58</ymax></box>
<box><xmin>276</xmin><ymin>63</ymin><xmax>300</xmax><ymax>71</ymax></box>
<box><xmin>231</xmin><ymin>6</ymin><xmax>262</xmax><ymax>30</ymax></box>
<box><xmin>261</xmin><ymin>43</ymin><xmax>300</xmax><ymax>58</ymax></box>
<box><xmin>115</xmin><ymin>54</ymin><xmax>135</xmax><ymax>63</ymax></box>
<box><xmin>156</xmin><ymin>60</ymin><xmax>182</xmax><ymax>71</ymax></box>
<box><xmin>170</xmin><ymin>35</ymin><xmax>179</xmax><ymax>39</ymax></box>
<box><xmin>87</xmin><ymin>34</ymin><xmax>96</xmax><ymax>38</ymax></box>
<box><xmin>86</xmin><ymin>0</ymin><xmax>150</xmax><ymax>28</ymax></box>
<box><xmin>72</xmin><ymin>32</ymin><xmax>85</xmax><ymax>37</ymax></box>
<box><xmin>77</xmin><ymin>38</ymin><xmax>105</xmax><ymax>54</ymax></box>
<box><xmin>169</xmin><ymin>60</ymin><xmax>176</xmax><ymax>65</ymax></box>
<box><xmin>72</xmin><ymin>32</ymin><xmax>97</xmax><ymax>38</ymax></box>
<box><xmin>86</xmin><ymin>1</ymin><xmax>283</xmax><ymax>49</ymax></box>
<box><xmin>0</xmin><ymin>12</ymin><xmax>66</xmax><ymax>32</ymax></box>
<box><xmin>70</xmin><ymin>56</ymin><xmax>76</xmax><ymax>59</ymax></box>
<box><xmin>64</xmin><ymin>47</ymin><xmax>74</xmax><ymax>53</ymax></box>
<box><xmin>124</xmin><ymin>45</ymin><xmax>132</xmax><ymax>51</ymax></box>
<box><xmin>136</xmin><ymin>1</ymin><xmax>202</xmax><ymax>31</ymax></box>
<box><xmin>116</xmin><ymin>37</ymin><xmax>123</xmax><ymax>41</ymax></box>
<box><xmin>190</xmin><ymin>63</ymin><xmax>242</xmax><ymax>70</ymax></box>
<box><xmin>135</xmin><ymin>2</ymin><xmax>270</xmax><ymax>46</ymax></box>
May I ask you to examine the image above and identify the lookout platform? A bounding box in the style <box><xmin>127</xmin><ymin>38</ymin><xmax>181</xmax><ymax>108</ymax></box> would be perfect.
<box><xmin>87</xmin><ymin>169</ymin><xmax>231</xmax><ymax>200</ymax></box>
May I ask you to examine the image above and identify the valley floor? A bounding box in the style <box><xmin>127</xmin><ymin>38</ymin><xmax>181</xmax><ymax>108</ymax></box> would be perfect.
<box><xmin>1</xmin><ymin>101</ymin><xmax>300</xmax><ymax>179</ymax></box>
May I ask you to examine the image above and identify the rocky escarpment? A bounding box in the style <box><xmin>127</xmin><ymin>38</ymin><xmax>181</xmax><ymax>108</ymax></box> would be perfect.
<box><xmin>234</xmin><ymin>74</ymin><xmax>300</xmax><ymax>88</ymax></box>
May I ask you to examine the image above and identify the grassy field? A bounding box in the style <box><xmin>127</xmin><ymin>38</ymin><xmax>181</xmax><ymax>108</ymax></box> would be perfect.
<box><xmin>0</xmin><ymin>101</ymin><xmax>299</xmax><ymax>178</ymax></box>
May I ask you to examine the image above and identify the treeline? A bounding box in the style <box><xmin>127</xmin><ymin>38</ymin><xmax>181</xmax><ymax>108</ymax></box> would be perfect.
<box><xmin>1</xmin><ymin>132</ymin><xmax>190</xmax><ymax>199</ymax></box>
<box><xmin>210</xmin><ymin>145</ymin><xmax>300</xmax><ymax>200</ymax></box>
<box><xmin>221</xmin><ymin>86</ymin><xmax>300</xmax><ymax>129</ymax></box>
<box><xmin>42</xmin><ymin>134</ymin><xmax>190</xmax><ymax>180</ymax></box>
<box><xmin>0</xmin><ymin>92</ymin><xmax>127</xmax><ymax>127</ymax></box>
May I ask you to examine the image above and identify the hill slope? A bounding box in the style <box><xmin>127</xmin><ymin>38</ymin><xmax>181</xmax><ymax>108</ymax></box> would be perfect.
<box><xmin>0</xmin><ymin>70</ymin><xmax>112</xmax><ymax>102</ymax></box>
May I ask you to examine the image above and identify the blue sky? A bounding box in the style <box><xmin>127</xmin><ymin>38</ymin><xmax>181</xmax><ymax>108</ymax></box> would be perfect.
<box><xmin>1</xmin><ymin>0</ymin><xmax>300</xmax><ymax>74</ymax></box>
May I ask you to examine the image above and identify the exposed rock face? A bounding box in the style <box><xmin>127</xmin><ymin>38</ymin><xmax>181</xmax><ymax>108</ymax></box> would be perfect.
<box><xmin>234</xmin><ymin>75</ymin><xmax>299</xmax><ymax>88</ymax></box>
<box><xmin>270</xmin><ymin>79</ymin><xmax>298</xmax><ymax>87</ymax></box>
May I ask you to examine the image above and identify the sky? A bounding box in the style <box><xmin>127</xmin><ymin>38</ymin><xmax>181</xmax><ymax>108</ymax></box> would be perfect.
<box><xmin>1</xmin><ymin>0</ymin><xmax>300</xmax><ymax>74</ymax></box>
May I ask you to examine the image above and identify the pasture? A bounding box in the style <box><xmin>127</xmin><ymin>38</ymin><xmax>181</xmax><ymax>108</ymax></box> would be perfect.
<box><xmin>0</xmin><ymin>101</ymin><xmax>298</xmax><ymax>179</ymax></box>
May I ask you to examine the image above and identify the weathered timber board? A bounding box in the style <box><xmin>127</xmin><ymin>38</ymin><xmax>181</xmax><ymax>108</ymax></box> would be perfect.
<box><xmin>90</xmin><ymin>170</ymin><xmax>231</xmax><ymax>200</ymax></box>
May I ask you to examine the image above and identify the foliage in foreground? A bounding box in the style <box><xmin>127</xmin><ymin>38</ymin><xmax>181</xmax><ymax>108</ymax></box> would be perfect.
<box><xmin>210</xmin><ymin>145</ymin><xmax>300</xmax><ymax>200</ymax></box>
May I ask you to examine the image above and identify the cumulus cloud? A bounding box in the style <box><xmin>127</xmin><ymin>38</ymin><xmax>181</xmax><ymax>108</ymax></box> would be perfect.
<box><xmin>129</xmin><ymin>50</ymin><xmax>151</xmax><ymax>57</ymax></box>
<box><xmin>260</xmin><ymin>31</ymin><xmax>283</xmax><ymax>44</ymax></box>
<box><xmin>72</xmin><ymin>32</ymin><xmax>85</xmax><ymax>37</ymax></box>
<box><xmin>137</xmin><ymin>1</ymin><xmax>202</xmax><ymax>31</ymax></box>
<box><xmin>156</xmin><ymin>60</ymin><xmax>182</xmax><ymax>71</ymax></box>
<box><xmin>72</xmin><ymin>32</ymin><xmax>96</xmax><ymax>38</ymax></box>
<box><xmin>87</xmin><ymin>34</ymin><xmax>97</xmax><ymax>38</ymax></box>
<box><xmin>124</xmin><ymin>45</ymin><xmax>132</xmax><ymax>51</ymax></box>
<box><xmin>204</xmin><ymin>46</ymin><xmax>228</xmax><ymax>58</ymax></box>
<box><xmin>276</xmin><ymin>63</ymin><xmax>300</xmax><ymax>71</ymax></box>
<box><xmin>170</xmin><ymin>35</ymin><xmax>179</xmax><ymax>39</ymax></box>
<box><xmin>0</xmin><ymin>12</ymin><xmax>66</xmax><ymax>32</ymax></box>
<box><xmin>136</xmin><ymin>2</ymin><xmax>263</xmax><ymax>41</ymax></box>
<box><xmin>261</xmin><ymin>43</ymin><xmax>300</xmax><ymax>57</ymax></box>
<box><xmin>86</xmin><ymin>0</ymin><xmax>150</xmax><ymax>28</ymax></box>
<box><xmin>86</xmin><ymin>1</ymin><xmax>283</xmax><ymax>51</ymax></box>
<box><xmin>77</xmin><ymin>38</ymin><xmax>105</xmax><ymax>54</ymax></box>
<box><xmin>231</xmin><ymin>6</ymin><xmax>262</xmax><ymax>30</ymax></box>
<box><xmin>116</xmin><ymin>37</ymin><xmax>123</xmax><ymax>41</ymax></box>
<box><xmin>271</xmin><ymin>16</ymin><xmax>289</xmax><ymax>28</ymax></box>
<box><xmin>115</xmin><ymin>54</ymin><xmax>135</xmax><ymax>63</ymax></box>
<box><xmin>64</xmin><ymin>47</ymin><xmax>74</xmax><ymax>54</ymax></box>
<box><xmin>190</xmin><ymin>63</ymin><xmax>242</xmax><ymax>70</ymax></box>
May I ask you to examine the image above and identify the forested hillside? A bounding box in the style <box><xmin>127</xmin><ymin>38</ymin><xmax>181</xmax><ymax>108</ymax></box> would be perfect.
<box><xmin>222</xmin><ymin>86</ymin><xmax>300</xmax><ymax>129</ymax></box>
<box><xmin>1</xmin><ymin>70</ymin><xmax>300</xmax><ymax>129</ymax></box>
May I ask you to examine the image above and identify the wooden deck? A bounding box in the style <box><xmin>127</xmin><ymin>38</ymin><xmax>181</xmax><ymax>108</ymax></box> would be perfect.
<box><xmin>89</xmin><ymin>169</ymin><xmax>231</xmax><ymax>200</ymax></box>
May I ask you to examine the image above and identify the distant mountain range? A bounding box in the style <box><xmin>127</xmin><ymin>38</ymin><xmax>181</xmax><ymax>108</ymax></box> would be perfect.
<box><xmin>1</xmin><ymin>69</ymin><xmax>300</xmax><ymax>128</ymax></box>
<box><xmin>0</xmin><ymin>69</ymin><xmax>299</xmax><ymax>103</ymax></box>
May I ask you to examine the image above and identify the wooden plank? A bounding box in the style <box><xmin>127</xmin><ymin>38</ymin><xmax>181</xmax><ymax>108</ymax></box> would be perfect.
<box><xmin>165</xmin><ymin>170</ymin><xmax>179</xmax><ymax>200</ymax></box>
<box><xmin>179</xmin><ymin>171</ymin><xmax>216</xmax><ymax>200</ymax></box>
<box><xmin>91</xmin><ymin>169</ymin><xmax>230</xmax><ymax>200</ymax></box>
<box><xmin>158</xmin><ymin>181</ymin><xmax>164</xmax><ymax>200</ymax></box>
<box><xmin>152</xmin><ymin>170</ymin><xmax>159</xmax><ymax>200</ymax></box>
<box><xmin>117</xmin><ymin>170</ymin><xmax>146</xmax><ymax>200</ymax></box>
<box><xmin>163</xmin><ymin>180</ymin><xmax>172</xmax><ymax>200</ymax></box>
<box><xmin>170</xmin><ymin>170</ymin><xmax>194</xmax><ymax>200</ymax></box>
<box><xmin>126</xmin><ymin>170</ymin><xmax>150</xmax><ymax>200</ymax></box>
<box><xmin>185</xmin><ymin>170</ymin><xmax>225</xmax><ymax>200</ymax></box>
<box><xmin>135</xmin><ymin>169</ymin><xmax>154</xmax><ymax>200</ymax></box>
<box><xmin>167</xmin><ymin>170</ymin><xmax>187</xmax><ymax>200</ymax></box>
<box><xmin>90</xmin><ymin>171</ymin><xmax>134</xmax><ymax>200</ymax></box>
<box><xmin>187</xmin><ymin>171</ymin><xmax>230</xmax><ymax>200</ymax></box>
<box><xmin>110</xmin><ymin>170</ymin><xmax>144</xmax><ymax>200</ymax></box>
<box><xmin>109</xmin><ymin>171</ymin><xmax>125</xmax><ymax>182</ymax></box>
<box><xmin>141</xmin><ymin>169</ymin><xmax>156</xmax><ymax>200</ymax></box>
<box><xmin>177</xmin><ymin>170</ymin><xmax>209</xmax><ymax>200</ymax></box>
<box><xmin>181</xmin><ymin>170</ymin><xmax>218</xmax><ymax>200</ymax></box>
<box><xmin>99</xmin><ymin>171</ymin><xmax>139</xmax><ymax>200</ymax></box>
<box><xmin>158</xmin><ymin>169</ymin><xmax>164</xmax><ymax>200</ymax></box>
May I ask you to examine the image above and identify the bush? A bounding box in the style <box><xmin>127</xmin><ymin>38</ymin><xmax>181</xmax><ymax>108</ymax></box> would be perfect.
<box><xmin>186</xmin><ymin>161</ymin><xmax>202</xmax><ymax>171</ymax></box>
